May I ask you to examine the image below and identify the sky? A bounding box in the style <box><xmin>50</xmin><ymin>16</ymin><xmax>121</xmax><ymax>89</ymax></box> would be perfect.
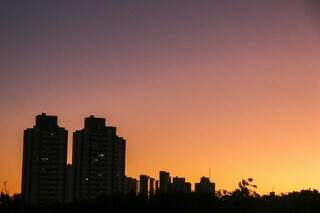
<box><xmin>1</xmin><ymin>0</ymin><xmax>320</xmax><ymax>194</ymax></box>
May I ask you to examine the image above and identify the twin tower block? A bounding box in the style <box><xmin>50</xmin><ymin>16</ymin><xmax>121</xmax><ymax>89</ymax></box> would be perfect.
<box><xmin>21</xmin><ymin>113</ymin><xmax>125</xmax><ymax>204</ymax></box>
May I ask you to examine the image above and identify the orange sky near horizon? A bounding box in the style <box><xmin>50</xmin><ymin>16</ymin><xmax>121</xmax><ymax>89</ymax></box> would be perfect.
<box><xmin>1</xmin><ymin>0</ymin><xmax>320</xmax><ymax>195</ymax></box>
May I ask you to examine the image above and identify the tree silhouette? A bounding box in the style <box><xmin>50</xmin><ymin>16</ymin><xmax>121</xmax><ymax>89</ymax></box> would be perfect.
<box><xmin>3</xmin><ymin>182</ymin><xmax>320</xmax><ymax>213</ymax></box>
<box><xmin>232</xmin><ymin>178</ymin><xmax>259</xmax><ymax>198</ymax></box>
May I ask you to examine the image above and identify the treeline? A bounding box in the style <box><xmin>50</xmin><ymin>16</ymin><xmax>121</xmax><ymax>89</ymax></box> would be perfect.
<box><xmin>2</xmin><ymin>179</ymin><xmax>320</xmax><ymax>213</ymax></box>
<box><xmin>2</xmin><ymin>190</ymin><xmax>320</xmax><ymax>213</ymax></box>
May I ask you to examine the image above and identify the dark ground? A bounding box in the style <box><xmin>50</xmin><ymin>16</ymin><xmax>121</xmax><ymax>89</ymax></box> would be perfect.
<box><xmin>2</xmin><ymin>189</ymin><xmax>320</xmax><ymax>213</ymax></box>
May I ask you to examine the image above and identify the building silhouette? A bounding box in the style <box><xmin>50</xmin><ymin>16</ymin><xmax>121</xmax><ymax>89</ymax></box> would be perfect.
<box><xmin>149</xmin><ymin>178</ymin><xmax>155</xmax><ymax>195</ymax></box>
<box><xmin>171</xmin><ymin>177</ymin><xmax>191</xmax><ymax>193</ymax></box>
<box><xmin>65</xmin><ymin>164</ymin><xmax>74</xmax><ymax>202</ymax></box>
<box><xmin>113</xmin><ymin>136</ymin><xmax>126</xmax><ymax>194</ymax></box>
<box><xmin>155</xmin><ymin>180</ymin><xmax>159</xmax><ymax>193</ymax></box>
<box><xmin>21</xmin><ymin>113</ymin><xmax>68</xmax><ymax>204</ymax></box>
<box><xmin>72</xmin><ymin>116</ymin><xmax>126</xmax><ymax>200</ymax></box>
<box><xmin>195</xmin><ymin>177</ymin><xmax>215</xmax><ymax>195</ymax></box>
<box><xmin>159</xmin><ymin>171</ymin><xmax>171</xmax><ymax>193</ymax></box>
<box><xmin>21</xmin><ymin>114</ymin><xmax>219</xmax><ymax>204</ymax></box>
<box><xmin>124</xmin><ymin>176</ymin><xmax>137</xmax><ymax>195</ymax></box>
<box><xmin>139</xmin><ymin>175</ymin><xmax>149</xmax><ymax>196</ymax></box>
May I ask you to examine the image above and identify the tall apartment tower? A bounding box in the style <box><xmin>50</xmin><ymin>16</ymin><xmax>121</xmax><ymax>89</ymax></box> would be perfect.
<box><xmin>73</xmin><ymin>116</ymin><xmax>126</xmax><ymax>200</ymax></box>
<box><xmin>195</xmin><ymin>177</ymin><xmax>215</xmax><ymax>195</ymax></box>
<box><xmin>159</xmin><ymin>171</ymin><xmax>171</xmax><ymax>193</ymax></box>
<box><xmin>113</xmin><ymin>136</ymin><xmax>126</xmax><ymax>194</ymax></box>
<box><xmin>21</xmin><ymin>113</ymin><xmax>68</xmax><ymax>204</ymax></box>
<box><xmin>171</xmin><ymin>177</ymin><xmax>191</xmax><ymax>193</ymax></box>
<box><xmin>149</xmin><ymin>178</ymin><xmax>155</xmax><ymax>195</ymax></box>
<box><xmin>139</xmin><ymin>175</ymin><xmax>149</xmax><ymax>196</ymax></box>
<box><xmin>124</xmin><ymin>176</ymin><xmax>137</xmax><ymax>195</ymax></box>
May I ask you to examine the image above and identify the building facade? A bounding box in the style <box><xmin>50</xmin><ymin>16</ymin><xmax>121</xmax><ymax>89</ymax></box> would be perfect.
<box><xmin>139</xmin><ymin>175</ymin><xmax>149</xmax><ymax>196</ymax></box>
<box><xmin>73</xmin><ymin>116</ymin><xmax>126</xmax><ymax>200</ymax></box>
<box><xmin>195</xmin><ymin>177</ymin><xmax>215</xmax><ymax>195</ymax></box>
<box><xmin>159</xmin><ymin>171</ymin><xmax>171</xmax><ymax>193</ymax></box>
<box><xmin>21</xmin><ymin>113</ymin><xmax>68</xmax><ymax>204</ymax></box>
<box><xmin>124</xmin><ymin>176</ymin><xmax>137</xmax><ymax>195</ymax></box>
<box><xmin>149</xmin><ymin>178</ymin><xmax>155</xmax><ymax>195</ymax></box>
<box><xmin>171</xmin><ymin>177</ymin><xmax>191</xmax><ymax>193</ymax></box>
<box><xmin>65</xmin><ymin>164</ymin><xmax>74</xmax><ymax>203</ymax></box>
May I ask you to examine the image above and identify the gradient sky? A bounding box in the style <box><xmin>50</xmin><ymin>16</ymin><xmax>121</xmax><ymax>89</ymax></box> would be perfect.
<box><xmin>1</xmin><ymin>0</ymin><xmax>320</xmax><ymax>194</ymax></box>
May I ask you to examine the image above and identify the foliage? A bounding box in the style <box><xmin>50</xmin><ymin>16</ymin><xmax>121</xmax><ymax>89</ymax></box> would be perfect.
<box><xmin>2</xmin><ymin>180</ymin><xmax>320</xmax><ymax>213</ymax></box>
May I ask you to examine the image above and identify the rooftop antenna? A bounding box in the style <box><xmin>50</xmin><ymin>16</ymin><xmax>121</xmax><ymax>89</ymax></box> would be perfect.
<box><xmin>209</xmin><ymin>168</ymin><xmax>211</xmax><ymax>180</ymax></box>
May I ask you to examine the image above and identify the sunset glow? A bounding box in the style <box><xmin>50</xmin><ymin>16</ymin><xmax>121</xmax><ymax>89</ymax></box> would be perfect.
<box><xmin>1</xmin><ymin>0</ymin><xmax>320</xmax><ymax>195</ymax></box>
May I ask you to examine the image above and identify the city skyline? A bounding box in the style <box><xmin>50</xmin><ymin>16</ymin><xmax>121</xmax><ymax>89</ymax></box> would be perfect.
<box><xmin>11</xmin><ymin>111</ymin><xmax>320</xmax><ymax>197</ymax></box>
<box><xmin>2</xmin><ymin>0</ymin><xmax>320</xmax><ymax>196</ymax></box>
<box><xmin>20</xmin><ymin>113</ymin><xmax>216</xmax><ymax>203</ymax></box>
